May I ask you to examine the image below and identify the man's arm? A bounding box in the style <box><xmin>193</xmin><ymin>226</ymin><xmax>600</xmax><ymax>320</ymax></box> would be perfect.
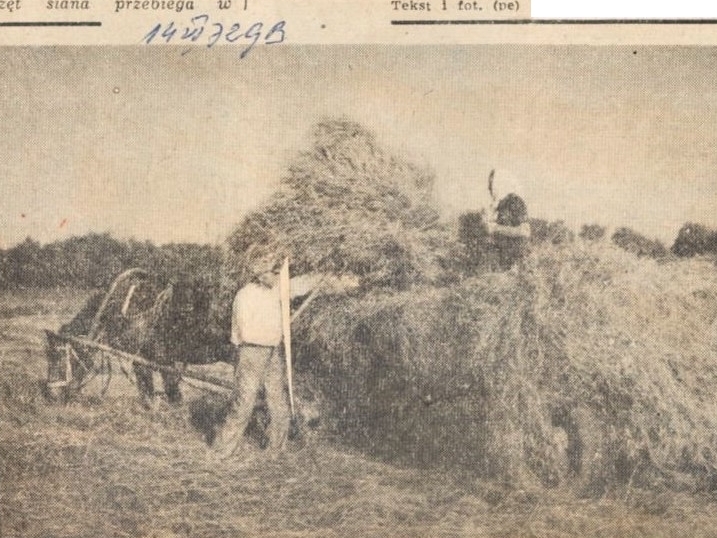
<box><xmin>289</xmin><ymin>272</ymin><xmax>360</xmax><ymax>298</ymax></box>
<box><xmin>487</xmin><ymin>222</ymin><xmax>531</xmax><ymax>238</ymax></box>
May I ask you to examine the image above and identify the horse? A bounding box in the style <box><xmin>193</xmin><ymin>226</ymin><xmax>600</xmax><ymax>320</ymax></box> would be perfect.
<box><xmin>45</xmin><ymin>269</ymin><xmax>222</xmax><ymax>408</ymax></box>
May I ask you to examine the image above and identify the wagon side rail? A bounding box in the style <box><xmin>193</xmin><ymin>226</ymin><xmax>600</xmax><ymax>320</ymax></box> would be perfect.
<box><xmin>46</xmin><ymin>330</ymin><xmax>234</xmax><ymax>394</ymax></box>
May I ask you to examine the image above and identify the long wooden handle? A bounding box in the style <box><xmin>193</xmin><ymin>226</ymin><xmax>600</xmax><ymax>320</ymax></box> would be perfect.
<box><xmin>290</xmin><ymin>283</ymin><xmax>324</xmax><ymax>323</ymax></box>
<box><xmin>279</xmin><ymin>257</ymin><xmax>296</xmax><ymax>418</ymax></box>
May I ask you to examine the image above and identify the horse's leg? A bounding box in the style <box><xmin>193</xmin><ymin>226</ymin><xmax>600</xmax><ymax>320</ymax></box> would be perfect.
<box><xmin>162</xmin><ymin>369</ymin><xmax>182</xmax><ymax>405</ymax></box>
<box><xmin>133</xmin><ymin>361</ymin><xmax>155</xmax><ymax>409</ymax></box>
<box><xmin>161</xmin><ymin>353</ymin><xmax>182</xmax><ymax>405</ymax></box>
<box><xmin>154</xmin><ymin>341</ymin><xmax>182</xmax><ymax>405</ymax></box>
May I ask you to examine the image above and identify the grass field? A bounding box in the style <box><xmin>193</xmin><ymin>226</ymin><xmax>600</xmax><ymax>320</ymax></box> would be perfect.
<box><xmin>2</xmin><ymin>288</ymin><xmax>717</xmax><ymax>538</ymax></box>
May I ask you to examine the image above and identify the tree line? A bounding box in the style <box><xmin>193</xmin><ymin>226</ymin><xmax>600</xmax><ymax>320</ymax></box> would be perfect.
<box><xmin>529</xmin><ymin>219</ymin><xmax>717</xmax><ymax>259</ymax></box>
<box><xmin>1</xmin><ymin>219</ymin><xmax>714</xmax><ymax>291</ymax></box>
<box><xmin>0</xmin><ymin>233</ymin><xmax>223</xmax><ymax>290</ymax></box>
<box><xmin>458</xmin><ymin>210</ymin><xmax>717</xmax><ymax>273</ymax></box>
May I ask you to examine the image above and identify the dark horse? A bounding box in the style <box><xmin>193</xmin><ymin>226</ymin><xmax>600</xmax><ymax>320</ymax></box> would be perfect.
<box><xmin>45</xmin><ymin>268</ymin><xmax>223</xmax><ymax>407</ymax></box>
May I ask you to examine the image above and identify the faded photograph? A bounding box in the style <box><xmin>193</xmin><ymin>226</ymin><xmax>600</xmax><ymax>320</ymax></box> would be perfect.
<box><xmin>2</xmin><ymin>46</ymin><xmax>717</xmax><ymax>536</ymax></box>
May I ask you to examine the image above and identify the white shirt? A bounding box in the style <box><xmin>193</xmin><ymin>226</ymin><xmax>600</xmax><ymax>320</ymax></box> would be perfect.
<box><xmin>230</xmin><ymin>274</ymin><xmax>321</xmax><ymax>347</ymax></box>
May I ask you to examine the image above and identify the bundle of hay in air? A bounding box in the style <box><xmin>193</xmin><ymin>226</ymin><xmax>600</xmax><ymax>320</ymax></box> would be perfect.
<box><xmin>221</xmin><ymin>119</ymin><xmax>717</xmax><ymax>492</ymax></box>
<box><xmin>228</xmin><ymin>119</ymin><xmax>441</xmax><ymax>280</ymax></box>
<box><xmin>214</xmin><ymin>119</ymin><xmax>450</xmax><ymax>334</ymax></box>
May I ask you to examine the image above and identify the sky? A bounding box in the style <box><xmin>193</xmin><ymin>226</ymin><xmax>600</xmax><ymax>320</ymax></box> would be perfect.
<box><xmin>1</xmin><ymin>45</ymin><xmax>716</xmax><ymax>248</ymax></box>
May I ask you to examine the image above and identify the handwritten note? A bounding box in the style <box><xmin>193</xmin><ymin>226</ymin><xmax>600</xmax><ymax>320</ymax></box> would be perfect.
<box><xmin>142</xmin><ymin>14</ymin><xmax>286</xmax><ymax>58</ymax></box>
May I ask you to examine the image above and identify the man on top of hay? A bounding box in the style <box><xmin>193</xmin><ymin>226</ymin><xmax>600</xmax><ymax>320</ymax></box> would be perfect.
<box><xmin>214</xmin><ymin>256</ymin><xmax>356</xmax><ymax>459</ymax></box>
<box><xmin>488</xmin><ymin>193</ymin><xmax>531</xmax><ymax>270</ymax></box>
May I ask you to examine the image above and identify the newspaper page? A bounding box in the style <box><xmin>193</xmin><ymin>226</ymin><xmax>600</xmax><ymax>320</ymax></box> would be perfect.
<box><xmin>2</xmin><ymin>2</ymin><xmax>717</xmax><ymax>537</ymax></box>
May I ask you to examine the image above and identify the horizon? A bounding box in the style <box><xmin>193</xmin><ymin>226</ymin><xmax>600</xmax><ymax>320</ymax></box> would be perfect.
<box><xmin>2</xmin><ymin>46</ymin><xmax>715</xmax><ymax>250</ymax></box>
<box><xmin>0</xmin><ymin>208</ymin><xmax>698</xmax><ymax>251</ymax></box>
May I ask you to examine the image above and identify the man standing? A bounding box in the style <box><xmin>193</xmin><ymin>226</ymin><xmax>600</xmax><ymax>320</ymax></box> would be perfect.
<box><xmin>489</xmin><ymin>193</ymin><xmax>531</xmax><ymax>270</ymax></box>
<box><xmin>214</xmin><ymin>257</ymin><xmax>320</xmax><ymax>459</ymax></box>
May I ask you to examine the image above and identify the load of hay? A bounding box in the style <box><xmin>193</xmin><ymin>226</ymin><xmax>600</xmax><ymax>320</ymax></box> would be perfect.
<box><xmin>222</xmin><ymin>119</ymin><xmax>717</xmax><ymax>492</ymax></box>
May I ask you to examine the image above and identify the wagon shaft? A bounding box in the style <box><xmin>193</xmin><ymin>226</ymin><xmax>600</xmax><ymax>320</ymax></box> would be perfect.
<box><xmin>45</xmin><ymin>331</ymin><xmax>234</xmax><ymax>394</ymax></box>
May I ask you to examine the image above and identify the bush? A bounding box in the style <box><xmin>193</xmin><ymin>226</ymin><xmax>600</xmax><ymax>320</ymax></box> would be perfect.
<box><xmin>529</xmin><ymin>218</ymin><xmax>550</xmax><ymax>244</ymax></box>
<box><xmin>530</xmin><ymin>219</ymin><xmax>574</xmax><ymax>245</ymax></box>
<box><xmin>579</xmin><ymin>224</ymin><xmax>606</xmax><ymax>242</ymax></box>
<box><xmin>671</xmin><ymin>222</ymin><xmax>717</xmax><ymax>257</ymax></box>
<box><xmin>612</xmin><ymin>227</ymin><xmax>667</xmax><ymax>259</ymax></box>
